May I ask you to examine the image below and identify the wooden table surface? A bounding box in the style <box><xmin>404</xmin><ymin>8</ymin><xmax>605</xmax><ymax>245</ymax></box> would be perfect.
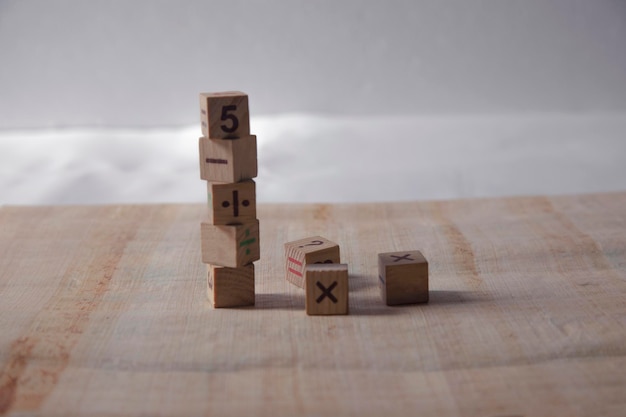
<box><xmin>1</xmin><ymin>193</ymin><xmax>625</xmax><ymax>416</ymax></box>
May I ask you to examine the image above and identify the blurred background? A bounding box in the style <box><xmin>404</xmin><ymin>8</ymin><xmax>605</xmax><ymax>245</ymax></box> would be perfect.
<box><xmin>1</xmin><ymin>0</ymin><xmax>625</xmax><ymax>204</ymax></box>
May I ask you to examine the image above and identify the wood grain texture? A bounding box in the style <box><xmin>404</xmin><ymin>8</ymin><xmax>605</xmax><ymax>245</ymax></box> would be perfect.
<box><xmin>1</xmin><ymin>193</ymin><xmax>626</xmax><ymax>416</ymax></box>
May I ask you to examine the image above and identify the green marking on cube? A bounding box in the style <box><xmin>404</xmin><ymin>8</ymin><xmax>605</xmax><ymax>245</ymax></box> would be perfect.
<box><xmin>240</xmin><ymin>228</ymin><xmax>256</xmax><ymax>255</ymax></box>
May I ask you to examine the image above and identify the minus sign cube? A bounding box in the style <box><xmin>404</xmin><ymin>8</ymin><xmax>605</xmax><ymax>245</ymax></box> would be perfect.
<box><xmin>199</xmin><ymin>135</ymin><xmax>257</xmax><ymax>183</ymax></box>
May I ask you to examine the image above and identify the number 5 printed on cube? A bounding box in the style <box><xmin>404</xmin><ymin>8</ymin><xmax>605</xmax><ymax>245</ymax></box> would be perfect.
<box><xmin>199</xmin><ymin>91</ymin><xmax>250</xmax><ymax>139</ymax></box>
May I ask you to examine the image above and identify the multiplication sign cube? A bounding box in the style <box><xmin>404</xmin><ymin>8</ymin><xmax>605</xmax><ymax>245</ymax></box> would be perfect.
<box><xmin>284</xmin><ymin>236</ymin><xmax>340</xmax><ymax>288</ymax></box>
<box><xmin>378</xmin><ymin>250</ymin><xmax>429</xmax><ymax>305</ymax></box>
<box><xmin>199</xmin><ymin>91</ymin><xmax>250</xmax><ymax>139</ymax></box>
<box><xmin>305</xmin><ymin>264</ymin><xmax>349</xmax><ymax>315</ymax></box>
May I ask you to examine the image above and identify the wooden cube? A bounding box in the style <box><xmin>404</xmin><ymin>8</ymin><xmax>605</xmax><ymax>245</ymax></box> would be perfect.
<box><xmin>199</xmin><ymin>135</ymin><xmax>257</xmax><ymax>183</ymax></box>
<box><xmin>207</xmin><ymin>264</ymin><xmax>255</xmax><ymax>308</ymax></box>
<box><xmin>199</xmin><ymin>91</ymin><xmax>250</xmax><ymax>139</ymax></box>
<box><xmin>305</xmin><ymin>264</ymin><xmax>349</xmax><ymax>315</ymax></box>
<box><xmin>284</xmin><ymin>236</ymin><xmax>340</xmax><ymax>288</ymax></box>
<box><xmin>201</xmin><ymin>220</ymin><xmax>260</xmax><ymax>267</ymax></box>
<box><xmin>207</xmin><ymin>180</ymin><xmax>256</xmax><ymax>225</ymax></box>
<box><xmin>378</xmin><ymin>251</ymin><xmax>429</xmax><ymax>305</ymax></box>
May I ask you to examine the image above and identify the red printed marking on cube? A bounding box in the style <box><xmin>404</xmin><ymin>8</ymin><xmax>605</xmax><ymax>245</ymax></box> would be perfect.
<box><xmin>288</xmin><ymin>268</ymin><xmax>302</xmax><ymax>277</ymax></box>
<box><xmin>288</xmin><ymin>257</ymin><xmax>303</xmax><ymax>267</ymax></box>
<box><xmin>287</xmin><ymin>257</ymin><xmax>303</xmax><ymax>277</ymax></box>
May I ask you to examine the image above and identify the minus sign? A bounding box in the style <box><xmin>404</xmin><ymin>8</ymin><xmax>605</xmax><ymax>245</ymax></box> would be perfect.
<box><xmin>206</xmin><ymin>158</ymin><xmax>228</xmax><ymax>165</ymax></box>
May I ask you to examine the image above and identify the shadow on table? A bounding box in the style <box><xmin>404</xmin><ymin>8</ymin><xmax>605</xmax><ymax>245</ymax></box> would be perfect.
<box><xmin>254</xmin><ymin>287</ymin><xmax>487</xmax><ymax>313</ymax></box>
<box><xmin>349</xmin><ymin>301</ymin><xmax>404</xmax><ymax>316</ymax></box>
<box><xmin>350</xmin><ymin>290</ymin><xmax>489</xmax><ymax>315</ymax></box>
<box><xmin>428</xmin><ymin>290</ymin><xmax>490</xmax><ymax>305</ymax></box>
<box><xmin>255</xmin><ymin>292</ymin><xmax>305</xmax><ymax>310</ymax></box>
<box><xmin>349</xmin><ymin>274</ymin><xmax>378</xmax><ymax>291</ymax></box>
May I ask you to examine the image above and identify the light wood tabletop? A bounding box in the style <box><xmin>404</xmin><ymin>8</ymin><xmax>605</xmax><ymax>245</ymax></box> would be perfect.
<box><xmin>1</xmin><ymin>193</ymin><xmax>625</xmax><ymax>416</ymax></box>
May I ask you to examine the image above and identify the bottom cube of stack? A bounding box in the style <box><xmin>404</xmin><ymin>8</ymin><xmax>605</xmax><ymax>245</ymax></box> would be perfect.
<box><xmin>207</xmin><ymin>263</ymin><xmax>255</xmax><ymax>308</ymax></box>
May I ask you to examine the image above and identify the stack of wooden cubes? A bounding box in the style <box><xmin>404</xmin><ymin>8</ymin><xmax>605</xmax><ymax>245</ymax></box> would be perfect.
<box><xmin>198</xmin><ymin>91</ymin><xmax>260</xmax><ymax>308</ymax></box>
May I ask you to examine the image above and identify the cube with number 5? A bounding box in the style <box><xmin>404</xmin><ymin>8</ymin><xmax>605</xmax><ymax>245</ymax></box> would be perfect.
<box><xmin>199</xmin><ymin>91</ymin><xmax>250</xmax><ymax>139</ymax></box>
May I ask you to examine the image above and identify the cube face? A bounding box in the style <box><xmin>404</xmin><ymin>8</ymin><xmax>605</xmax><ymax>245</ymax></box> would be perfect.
<box><xmin>199</xmin><ymin>136</ymin><xmax>257</xmax><ymax>183</ymax></box>
<box><xmin>207</xmin><ymin>180</ymin><xmax>256</xmax><ymax>225</ymax></box>
<box><xmin>305</xmin><ymin>264</ymin><xmax>349</xmax><ymax>315</ymax></box>
<box><xmin>379</xmin><ymin>251</ymin><xmax>429</xmax><ymax>305</ymax></box>
<box><xmin>284</xmin><ymin>236</ymin><xmax>340</xmax><ymax>288</ymax></box>
<box><xmin>199</xmin><ymin>91</ymin><xmax>250</xmax><ymax>139</ymax></box>
<box><xmin>207</xmin><ymin>264</ymin><xmax>255</xmax><ymax>308</ymax></box>
<box><xmin>201</xmin><ymin>220</ymin><xmax>260</xmax><ymax>267</ymax></box>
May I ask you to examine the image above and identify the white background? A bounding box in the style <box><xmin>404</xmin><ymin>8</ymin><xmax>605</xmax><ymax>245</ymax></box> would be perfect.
<box><xmin>1</xmin><ymin>1</ymin><xmax>625</xmax><ymax>204</ymax></box>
